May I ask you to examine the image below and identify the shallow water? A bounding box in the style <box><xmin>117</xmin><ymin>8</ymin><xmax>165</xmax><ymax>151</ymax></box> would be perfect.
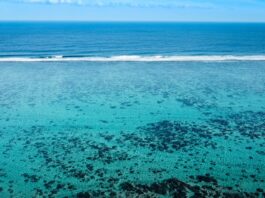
<box><xmin>0</xmin><ymin>61</ymin><xmax>265</xmax><ymax>197</ymax></box>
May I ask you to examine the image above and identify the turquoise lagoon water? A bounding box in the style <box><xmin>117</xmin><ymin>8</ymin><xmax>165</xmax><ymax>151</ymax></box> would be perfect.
<box><xmin>0</xmin><ymin>61</ymin><xmax>264</xmax><ymax>197</ymax></box>
<box><xmin>0</xmin><ymin>23</ymin><xmax>265</xmax><ymax>197</ymax></box>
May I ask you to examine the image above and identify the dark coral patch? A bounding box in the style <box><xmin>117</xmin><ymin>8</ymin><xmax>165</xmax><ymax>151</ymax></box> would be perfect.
<box><xmin>120</xmin><ymin>120</ymin><xmax>216</xmax><ymax>153</ymax></box>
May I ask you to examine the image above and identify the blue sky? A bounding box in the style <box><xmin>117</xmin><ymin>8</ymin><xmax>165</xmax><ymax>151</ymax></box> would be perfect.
<box><xmin>0</xmin><ymin>0</ymin><xmax>265</xmax><ymax>22</ymax></box>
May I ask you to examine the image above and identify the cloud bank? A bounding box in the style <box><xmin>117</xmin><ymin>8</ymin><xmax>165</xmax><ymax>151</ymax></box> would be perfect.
<box><xmin>11</xmin><ymin>0</ymin><xmax>214</xmax><ymax>8</ymax></box>
<box><xmin>6</xmin><ymin>0</ymin><xmax>265</xmax><ymax>10</ymax></box>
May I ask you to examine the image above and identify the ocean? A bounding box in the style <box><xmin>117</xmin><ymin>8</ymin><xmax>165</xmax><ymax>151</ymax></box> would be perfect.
<box><xmin>0</xmin><ymin>22</ymin><xmax>264</xmax><ymax>197</ymax></box>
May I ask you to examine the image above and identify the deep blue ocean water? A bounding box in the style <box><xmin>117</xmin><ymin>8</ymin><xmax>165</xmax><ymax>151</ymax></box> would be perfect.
<box><xmin>0</xmin><ymin>23</ymin><xmax>265</xmax><ymax>197</ymax></box>
<box><xmin>0</xmin><ymin>22</ymin><xmax>265</xmax><ymax>58</ymax></box>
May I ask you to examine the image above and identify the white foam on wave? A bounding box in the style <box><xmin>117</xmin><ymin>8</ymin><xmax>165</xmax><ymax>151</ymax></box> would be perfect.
<box><xmin>1</xmin><ymin>55</ymin><xmax>265</xmax><ymax>62</ymax></box>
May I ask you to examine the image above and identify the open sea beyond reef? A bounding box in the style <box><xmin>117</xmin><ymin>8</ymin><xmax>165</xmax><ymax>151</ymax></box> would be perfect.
<box><xmin>0</xmin><ymin>23</ymin><xmax>265</xmax><ymax>197</ymax></box>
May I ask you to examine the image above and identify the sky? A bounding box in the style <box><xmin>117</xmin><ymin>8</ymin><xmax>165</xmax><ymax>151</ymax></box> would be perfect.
<box><xmin>0</xmin><ymin>0</ymin><xmax>265</xmax><ymax>22</ymax></box>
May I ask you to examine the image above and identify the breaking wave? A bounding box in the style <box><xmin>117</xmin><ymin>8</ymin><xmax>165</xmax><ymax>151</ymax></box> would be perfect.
<box><xmin>1</xmin><ymin>55</ymin><xmax>265</xmax><ymax>62</ymax></box>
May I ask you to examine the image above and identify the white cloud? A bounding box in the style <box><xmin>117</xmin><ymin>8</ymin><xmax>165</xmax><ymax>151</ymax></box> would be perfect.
<box><xmin>11</xmin><ymin>0</ymin><xmax>214</xmax><ymax>8</ymax></box>
<box><xmin>17</xmin><ymin>0</ymin><xmax>84</xmax><ymax>5</ymax></box>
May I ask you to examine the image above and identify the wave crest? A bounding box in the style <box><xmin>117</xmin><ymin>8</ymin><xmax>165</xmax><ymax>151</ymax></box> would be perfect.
<box><xmin>1</xmin><ymin>55</ymin><xmax>265</xmax><ymax>62</ymax></box>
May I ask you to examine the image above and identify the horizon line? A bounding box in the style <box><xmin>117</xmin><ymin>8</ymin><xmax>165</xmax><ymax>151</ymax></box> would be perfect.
<box><xmin>1</xmin><ymin>20</ymin><xmax>265</xmax><ymax>23</ymax></box>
